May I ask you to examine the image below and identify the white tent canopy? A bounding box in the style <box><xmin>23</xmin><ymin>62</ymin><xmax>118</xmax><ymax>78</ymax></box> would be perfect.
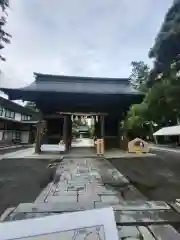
<box><xmin>153</xmin><ymin>125</ymin><xmax>180</xmax><ymax>136</ymax></box>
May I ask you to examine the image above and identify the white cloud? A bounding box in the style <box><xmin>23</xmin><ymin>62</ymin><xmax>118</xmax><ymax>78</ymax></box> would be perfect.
<box><xmin>0</xmin><ymin>0</ymin><xmax>173</xmax><ymax>88</ymax></box>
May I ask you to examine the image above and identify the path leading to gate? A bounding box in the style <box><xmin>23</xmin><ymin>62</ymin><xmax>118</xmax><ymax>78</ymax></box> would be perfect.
<box><xmin>35</xmin><ymin>156</ymin><xmax>146</xmax><ymax>205</ymax></box>
<box><xmin>71</xmin><ymin>138</ymin><xmax>94</xmax><ymax>148</ymax></box>
<box><xmin>3</xmin><ymin>155</ymin><xmax>180</xmax><ymax>238</ymax></box>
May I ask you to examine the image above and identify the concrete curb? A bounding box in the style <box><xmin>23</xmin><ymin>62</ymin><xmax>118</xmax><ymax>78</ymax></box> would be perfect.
<box><xmin>0</xmin><ymin>144</ymin><xmax>34</xmax><ymax>155</ymax></box>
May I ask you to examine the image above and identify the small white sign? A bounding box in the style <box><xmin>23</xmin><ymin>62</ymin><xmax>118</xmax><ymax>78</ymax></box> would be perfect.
<box><xmin>0</xmin><ymin>207</ymin><xmax>118</xmax><ymax>240</ymax></box>
<box><xmin>41</xmin><ymin>144</ymin><xmax>65</xmax><ymax>152</ymax></box>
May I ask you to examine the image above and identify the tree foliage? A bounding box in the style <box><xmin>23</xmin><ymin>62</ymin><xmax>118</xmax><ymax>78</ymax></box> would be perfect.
<box><xmin>130</xmin><ymin>61</ymin><xmax>150</xmax><ymax>92</ymax></box>
<box><xmin>149</xmin><ymin>1</ymin><xmax>180</xmax><ymax>77</ymax></box>
<box><xmin>123</xmin><ymin>2</ymin><xmax>180</xmax><ymax>140</ymax></box>
<box><xmin>0</xmin><ymin>0</ymin><xmax>11</xmax><ymax>61</ymax></box>
<box><xmin>123</xmin><ymin>64</ymin><xmax>180</xmax><ymax>138</ymax></box>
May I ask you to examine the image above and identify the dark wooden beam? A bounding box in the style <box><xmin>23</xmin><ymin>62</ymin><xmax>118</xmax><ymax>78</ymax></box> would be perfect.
<box><xmin>100</xmin><ymin>115</ymin><xmax>105</xmax><ymax>139</ymax></box>
<box><xmin>63</xmin><ymin>115</ymin><xmax>68</xmax><ymax>151</ymax></box>
<box><xmin>35</xmin><ymin>121</ymin><xmax>43</xmax><ymax>154</ymax></box>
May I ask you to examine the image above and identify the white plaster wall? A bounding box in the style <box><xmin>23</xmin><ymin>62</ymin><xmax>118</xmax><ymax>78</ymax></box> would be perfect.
<box><xmin>0</xmin><ymin>131</ymin><xmax>3</xmax><ymax>140</ymax></box>
<box><xmin>2</xmin><ymin>107</ymin><xmax>30</xmax><ymax>122</ymax></box>
<box><xmin>4</xmin><ymin>131</ymin><xmax>13</xmax><ymax>141</ymax></box>
<box><xmin>21</xmin><ymin>132</ymin><xmax>29</xmax><ymax>144</ymax></box>
<box><xmin>1</xmin><ymin>108</ymin><xmax>5</xmax><ymax>118</ymax></box>
<box><xmin>15</xmin><ymin>112</ymin><xmax>21</xmax><ymax>121</ymax></box>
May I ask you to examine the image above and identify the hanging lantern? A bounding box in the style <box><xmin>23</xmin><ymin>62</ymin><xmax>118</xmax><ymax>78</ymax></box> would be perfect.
<box><xmin>96</xmin><ymin>116</ymin><xmax>98</xmax><ymax>122</ymax></box>
<box><xmin>71</xmin><ymin>115</ymin><xmax>73</xmax><ymax>121</ymax></box>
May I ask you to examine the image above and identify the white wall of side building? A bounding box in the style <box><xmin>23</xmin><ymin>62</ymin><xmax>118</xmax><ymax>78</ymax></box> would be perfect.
<box><xmin>21</xmin><ymin>132</ymin><xmax>29</xmax><ymax>144</ymax></box>
<box><xmin>0</xmin><ymin>99</ymin><xmax>37</xmax><ymax>144</ymax></box>
<box><xmin>3</xmin><ymin>131</ymin><xmax>13</xmax><ymax>141</ymax></box>
<box><xmin>1</xmin><ymin>130</ymin><xmax>30</xmax><ymax>144</ymax></box>
<box><xmin>0</xmin><ymin>131</ymin><xmax>3</xmax><ymax>140</ymax></box>
<box><xmin>15</xmin><ymin>112</ymin><xmax>21</xmax><ymax>121</ymax></box>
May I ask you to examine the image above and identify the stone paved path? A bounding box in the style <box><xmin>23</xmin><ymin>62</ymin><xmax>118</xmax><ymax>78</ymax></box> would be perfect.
<box><xmin>35</xmin><ymin>157</ymin><xmax>146</xmax><ymax>205</ymax></box>
<box><xmin>2</xmin><ymin>156</ymin><xmax>180</xmax><ymax>239</ymax></box>
<box><xmin>71</xmin><ymin>138</ymin><xmax>94</xmax><ymax>148</ymax></box>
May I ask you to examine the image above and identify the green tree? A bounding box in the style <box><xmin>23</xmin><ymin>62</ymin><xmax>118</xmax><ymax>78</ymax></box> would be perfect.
<box><xmin>149</xmin><ymin>1</ymin><xmax>180</xmax><ymax>78</ymax></box>
<box><xmin>124</xmin><ymin>103</ymin><xmax>147</xmax><ymax>129</ymax></box>
<box><xmin>0</xmin><ymin>0</ymin><xmax>11</xmax><ymax>61</ymax></box>
<box><xmin>130</xmin><ymin>61</ymin><xmax>150</xmax><ymax>92</ymax></box>
<box><xmin>125</xmin><ymin>71</ymin><xmax>180</xmax><ymax>131</ymax></box>
<box><xmin>124</xmin><ymin>1</ymin><xmax>180</xmax><ymax>140</ymax></box>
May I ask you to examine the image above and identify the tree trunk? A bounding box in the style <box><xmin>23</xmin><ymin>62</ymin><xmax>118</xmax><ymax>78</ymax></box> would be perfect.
<box><xmin>149</xmin><ymin>122</ymin><xmax>158</xmax><ymax>144</ymax></box>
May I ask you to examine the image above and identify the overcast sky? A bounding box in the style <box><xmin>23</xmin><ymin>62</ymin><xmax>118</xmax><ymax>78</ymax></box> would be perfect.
<box><xmin>0</xmin><ymin>0</ymin><xmax>173</xmax><ymax>88</ymax></box>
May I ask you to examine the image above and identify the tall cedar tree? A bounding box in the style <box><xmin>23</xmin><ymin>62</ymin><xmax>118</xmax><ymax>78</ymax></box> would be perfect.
<box><xmin>0</xmin><ymin>0</ymin><xmax>11</xmax><ymax>61</ymax></box>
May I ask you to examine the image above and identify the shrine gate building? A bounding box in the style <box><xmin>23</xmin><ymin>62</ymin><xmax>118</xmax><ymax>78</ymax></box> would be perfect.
<box><xmin>1</xmin><ymin>73</ymin><xmax>143</xmax><ymax>153</ymax></box>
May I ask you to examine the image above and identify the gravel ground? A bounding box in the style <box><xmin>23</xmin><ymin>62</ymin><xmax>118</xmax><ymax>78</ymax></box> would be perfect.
<box><xmin>0</xmin><ymin>158</ymin><xmax>55</xmax><ymax>215</ymax></box>
<box><xmin>109</xmin><ymin>150</ymin><xmax>180</xmax><ymax>201</ymax></box>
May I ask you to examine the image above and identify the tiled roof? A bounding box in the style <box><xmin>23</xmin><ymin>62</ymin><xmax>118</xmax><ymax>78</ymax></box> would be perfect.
<box><xmin>1</xmin><ymin>73</ymin><xmax>141</xmax><ymax>96</ymax></box>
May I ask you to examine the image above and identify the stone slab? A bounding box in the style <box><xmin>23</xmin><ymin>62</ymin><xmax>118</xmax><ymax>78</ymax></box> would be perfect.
<box><xmin>100</xmin><ymin>195</ymin><xmax>123</xmax><ymax>204</ymax></box>
<box><xmin>46</xmin><ymin>195</ymin><xmax>77</xmax><ymax>203</ymax></box>
<box><xmin>170</xmin><ymin>202</ymin><xmax>180</xmax><ymax>216</ymax></box>
<box><xmin>96</xmin><ymin>188</ymin><xmax>119</xmax><ymax>195</ymax></box>
<box><xmin>68</xmin><ymin>185</ymin><xmax>85</xmax><ymax>192</ymax></box>
<box><xmin>3</xmin><ymin>208</ymin><xmax>180</xmax><ymax>238</ymax></box>
<box><xmin>138</xmin><ymin>226</ymin><xmax>155</xmax><ymax>239</ymax></box>
<box><xmin>95</xmin><ymin>201</ymin><xmax>171</xmax><ymax>211</ymax></box>
<box><xmin>4</xmin><ymin>212</ymin><xmax>54</xmax><ymax>221</ymax></box>
<box><xmin>114</xmin><ymin>210</ymin><xmax>180</xmax><ymax>225</ymax></box>
<box><xmin>77</xmin><ymin>193</ymin><xmax>100</xmax><ymax>202</ymax></box>
<box><xmin>0</xmin><ymin>208</ymin><xmax>16</xmax><ymax>222</ymax></box>
<box><xmin>35</xmin><ymin>183</ymin><xmax>56</xmax><ymax>202</ymax></box>
<box><xmin>67</xmin><ymin>180</ymin><xmax>87</xmax><ymax>186</ymax></box>
<box><xmin>12</xmin><ymin>202</ymin><xmax>95</xmax><ymax>213</ymax></box>
<box><xmin>54</xmin><ymin>184</ymin><xmax>70</xmax><ymax>192</ymax></box>
<box><xmin>54</xmin><ymin>187</ymin><xmax>69</xmax><ymax>193</ymax></box>
<box><xmin>117</xmin><ymin>226</ymin><xmax>140</xmax><ymax>239</ymax></box>
<box><xmin>53</xmin><ymin>191</ymin><xmax>77</xmax><ymax>196</ymax></box>
<box><xmin>60</xmin><ymin>172</ymin><xmax>72</xmax><ymax>181</ymax></box>
<box><xmin>148</xmin><ymin>225</ymin><xmax>180</xmax><ymax>239</ymax></box>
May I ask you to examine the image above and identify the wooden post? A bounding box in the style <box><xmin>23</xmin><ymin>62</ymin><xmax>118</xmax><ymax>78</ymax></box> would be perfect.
<box><xmin>67</xmin><ymin>115</ymin><xmax>71</xmax><ymax>150</ymax></box>
<box><xmin>100</xmin><ymin>115</ymin><xmax>105</xmax><ymax>155</ymax></box>
<box><xmin>42</xmin><ymin>120</ymin><xmax>48</xmax><ymax>144</ymax></box>
<box><xmin>69</xmin><ymin>116</ymin><xmax>72</xmax><ymax>149</ymax></box>
<box><xmin>35</xmin><ymin>121</ymin><xmax>42</xmax><ymax>154</ymax></box>
<box><xmin>63</xmin><ymin>115</ymin><xmax>68</xmax><ymax>151</ymax></box>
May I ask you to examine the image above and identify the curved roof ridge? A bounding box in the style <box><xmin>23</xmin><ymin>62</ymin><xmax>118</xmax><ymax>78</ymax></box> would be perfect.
<box><xmin>34</xmin><ymin>72</ymin><xmax>130</xmax><ymax>84</ymax></box>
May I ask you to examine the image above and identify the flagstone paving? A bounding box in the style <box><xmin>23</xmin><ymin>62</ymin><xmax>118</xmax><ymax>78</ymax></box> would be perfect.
<box><xmin>1</xmin><ymin>156</ymin><xmax>180</xmax><ymax>239</ymax></box>
<box><xmin>34</xmin><ymin>157</ymin><xmax>146</xmax><ymax>205</ymax></box>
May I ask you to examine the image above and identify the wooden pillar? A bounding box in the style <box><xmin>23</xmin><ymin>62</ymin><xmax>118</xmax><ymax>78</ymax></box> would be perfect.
<box><xmin>35</xmin><ymin>121</ymin><xmax>43</xmax><ymax>154</ymax></box>
<box><xmin>93</xmin><ymin>116</ymin><xmax>96</xmax><ymax>137</ymax></box>
<box><xmin>69</xmin><ymin>117</ymin><xmax>72</xmax><ymax>148</ymax></box>
<box><xmin>63</xmin><ymin>115</ymin><xmax>68</xmax><ymax>151</ymax></box>
<box><xmin>100</xmin><ymin>115</ymin><xmax>105</xmax><ymax>155</ymax></box>
<box><xmin>100</xmin><ymin>115</ymin><xmax>105</xmax><ymax>139</ymax></box>
<box><xmin>28</xmin><ymin>124</ymin><xmax>31</xmax><ymax>144</ymax></box>
<box><xmin>42</xmin><ymin>120</ymin><xmax>48</xmax><ymax>144</ymax></box>
<box><xmin>67</xmin><ymin>115</ymin><xmax>72</xmax><ymax>150</ymax></box>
